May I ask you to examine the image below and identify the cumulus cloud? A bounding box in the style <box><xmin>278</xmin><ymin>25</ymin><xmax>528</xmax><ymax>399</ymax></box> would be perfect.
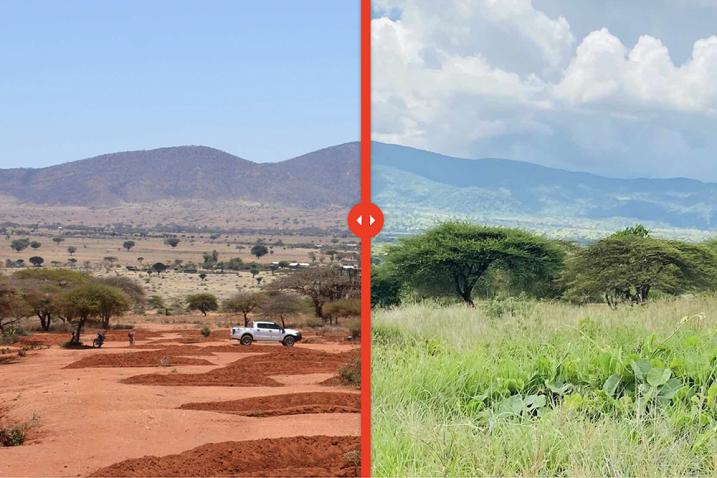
<box><xmin>555</xmin><ymin>29</ymin><xmax>717</xmax><ymax>113</ymax></box>
<box><xmin>372</xmin><ymin>0</ymin><xmax>717</xmax><ymax>178</ymax></box>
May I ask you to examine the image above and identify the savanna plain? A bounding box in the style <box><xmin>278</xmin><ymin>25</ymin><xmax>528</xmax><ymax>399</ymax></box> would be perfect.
<box><xmin>372</xmin><ymin>222</ymin><xmax>717</xmax><ymax>477</ymax></box>
<box><xmin>0</xmin><ymin>224</ymin><xmax>361</xmax><ymax>477</ymax></box>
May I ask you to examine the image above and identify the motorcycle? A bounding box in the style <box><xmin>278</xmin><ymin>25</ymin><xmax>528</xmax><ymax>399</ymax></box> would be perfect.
<box><xmin>92</xmin><ymin>332</ymin><xmax>106</xmax><ymax>348</ymax></box>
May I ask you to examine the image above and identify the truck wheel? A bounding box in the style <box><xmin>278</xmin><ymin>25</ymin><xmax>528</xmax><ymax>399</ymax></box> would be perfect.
<box><xmin>240</xmin><ymin>334</ymin><xmax>253</xmax><ymax>346</ymax></box>
<box><xmin>283</xmin><ymin>336</ymin><xmax>296</xmax><ymax>347</ymax></box>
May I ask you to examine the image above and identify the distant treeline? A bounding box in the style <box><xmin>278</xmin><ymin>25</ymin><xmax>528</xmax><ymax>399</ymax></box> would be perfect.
<box><xmin>372</xmin><ymin>222</ymin><xmax>717</xmax><ymax>308</ymax></box>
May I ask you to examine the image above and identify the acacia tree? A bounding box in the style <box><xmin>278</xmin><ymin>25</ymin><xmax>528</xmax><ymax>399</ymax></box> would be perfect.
<box><xmin>268</xmin><ymin>266</ymin><xmax>358</xmax><ymax>318</ymax></box>
<box><xmin>29</xmin><ymin>256</ymin><xmax>44</xmax><ymax>267</ymax></box>
<box><xmin>222</xmin><ymin>291</ymin><xmax>261</xmax><ymax>326</ymax></box>
<box><xmin>123</xmin><ymin>240</ymin><xmax>135</xmax><ymax>252</ymax></box>
<box><xmin>386</xmin><ymin>221</ymin><xmax>564</xmax><ymax>306</ymax></box>
<box><xmin>186</xmin><ymin>293</ymin><xmax>218</xmax><ymax>316</ymax></box>
<box><xmin>0</xmin><ymin>282</ymin><xmax>30</xmax><ymax>332</ymax></box>
<box><xmin>10</xmin><ymin>238</ymin><xmax>30</xmax><ymax>252</ymax></box>
<box><xmin>12</xmin><ymin>269</ymin><xmax>92</xmax><ymax>330</ymax></box>
<box><xmin>67</xmin><ymin>246</ymin><xmax>77</xmax><ymax>256</ymax></box>
<box><xmin>164</xmin><ymin>238</ymin><xmax>180</xmax><ymax>248</ymax></box>
<box><xmin>251</xmin><ymin>244</ymin><xmax>268</xmax><ymax>259</ymax></box>
<box><xmin>59</xmin><ymin>284</ymin><xmax>131</xmax><ymax>344</ymax></box>
<box><xmin>565</xmin><ymin>226</ymin><xmax>717</xmax><ymax>307</ymax></box>
<box><xmin>258</xmin><ymin>291</ymin><xmax>303</xmax><ymax>329</ymax></box>
<box><xmin>323</xmin><ymin>298</ymin><xmax>360</xmax><ymax>325</ymax></box>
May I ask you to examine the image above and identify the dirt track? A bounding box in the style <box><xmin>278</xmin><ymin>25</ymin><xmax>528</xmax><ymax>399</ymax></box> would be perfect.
<box><xmin>0</xmin><ymin>326</ymin><xmax>360</xmax><ymax>477</ymax></box>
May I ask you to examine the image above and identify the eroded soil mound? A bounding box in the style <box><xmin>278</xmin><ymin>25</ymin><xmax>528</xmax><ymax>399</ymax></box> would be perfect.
<box><xmin>130</xmin><ymin>344</ymin><xmax>273</xmax><ymax>354</ymax></box>
<box><xmin>122</xmin><ymin>348</ymin><xmax>358</xmax><ymax>387</ymax></box>
<box><xmin>64</xmin><ymin>350</ymin><xmax>214</xmax><ymax>369</ymax></box>
<box><xmin>18</xmin><ymin>329</ymin><xmax>164</xmax><ymax>347</ymax></box>
<box><xmin>179</xmin><ymin>392</ymin><xmax>360</xmax><ymax>416</ymax></box>
<box><xmin>90</xmin><ymin>435</ymin><xmax>360</xmax><ymax>477</ymax></box>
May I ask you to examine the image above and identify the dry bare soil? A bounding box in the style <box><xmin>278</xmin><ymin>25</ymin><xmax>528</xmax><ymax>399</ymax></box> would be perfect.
<box><xmin>0</xmin><ymin>323</ymin><xmax>360</xmax><ymax>477</ymax></box>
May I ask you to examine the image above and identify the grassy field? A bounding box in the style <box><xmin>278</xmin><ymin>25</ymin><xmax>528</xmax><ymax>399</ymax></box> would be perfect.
<box><xmin>372</xmin><ymin>296</ymin><xmax>717</xmax><ymax>476</ymax></box>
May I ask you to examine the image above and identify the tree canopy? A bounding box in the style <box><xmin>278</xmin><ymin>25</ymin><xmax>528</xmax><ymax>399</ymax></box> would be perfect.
<box><xmin>385</xmin><ymin>222</ymin><xmax>564</xmax><ymax>305</ymax></box>
<box><xmin>268</xmin><ymin>266</ymin><xmax>359</xmax><ymax>318</ymax></box>
<box><xmin>564</xmin><ymin>226</ymin><xmax>717</xmax><ymax>307</ymax></box>
<box><xmin>222</xmin><ymin>291</ymin><xmax>261</xmax><ymax>326</ymax></box>
<box><xmin>186</xmin><ymin>293</ymin><xmax>218</xmax><ymax>316</ymax></box>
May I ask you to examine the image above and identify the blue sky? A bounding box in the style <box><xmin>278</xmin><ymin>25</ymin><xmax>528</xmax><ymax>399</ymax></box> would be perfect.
<box><xmin>372</xmin><ymin>0</ymin><xmax>717</xmax><ymax>181</ymax></box>
<box><xmin>0</xmin><ymin>0</ymin><xmax>359</xmax><ymax>168</ymax></box>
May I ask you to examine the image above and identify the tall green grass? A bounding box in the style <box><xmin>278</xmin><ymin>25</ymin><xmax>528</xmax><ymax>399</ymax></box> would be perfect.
<box><xmin>372</xmin><ymin>296</ymin><xmax>717</xmax><ymax>476</ymax></box>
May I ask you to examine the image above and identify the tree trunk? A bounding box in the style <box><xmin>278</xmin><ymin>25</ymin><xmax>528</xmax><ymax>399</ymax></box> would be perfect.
<box><xmin>313</xmin><ymin>299</ymin><xmax>323</xmax><ymax>318</ymax></box>
<box><xmin>71</xmin><ymin>318</ymin><xmax>87</xmax><ymax>345</ymax></box>
<box><xmin>460</xmin><ymin>287</ymin><xmax>475</xmax><ymax>307</ymax></box>
<box><xmin>38</xmin><ymin>312</ymin><xmax>51</xmax><ymax>331</ymax></box>
<box><xmin>243</xmin><ymin>313</ymin><xmax>249</xmax><ymax>327</ymax></box>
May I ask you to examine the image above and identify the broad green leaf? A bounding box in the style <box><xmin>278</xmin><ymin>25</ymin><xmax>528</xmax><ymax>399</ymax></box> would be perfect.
<box><xmin>498</xmin><ymin>395</ymin><xmax>524</xmax><ymax>416</ymax></box>
<box><xmin>647</xmin><ymin>367</ymin><xmax>672</xmax><ymax>388</ymax></box>
<box><xmin>546</xmin><ymin>379</ymin><xmax>572</xmax><ymax>395</ymax></box>
<box><xmin>631</xmin><ymin>359</ymin><xmax>652</xmax><ymax>382</ymax></box>
<box><xmin>603</xmin><ymin>374</ymin><xmax>621</xmax><ymax>397</ymax></box>
<box><xmin>657</xmin><ymin>377</ymin><xmax>682</xmax><ymax>401</ymax></box>
<box><xmin>524</xmin><ymin>394</ymin><xmax>547</xmax><ymax>411</ymax></box>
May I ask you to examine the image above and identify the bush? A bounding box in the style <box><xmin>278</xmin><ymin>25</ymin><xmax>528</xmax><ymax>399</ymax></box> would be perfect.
<box><xmin>200</xmin><ymin>325</ymin><xmax>211</xmax><ymax>337</ymax></box>
<box><xmin>0</xmin><ymin>413</ymin><xmax>38</xmax><ymax>447</ymax></box>
<box><xmin>482</xmin><ymin>296</ymin><xmax>536</xmax><ymax>319</ymax></box>
<box><xmin>0</xmin><ymin>425</ymin><xmax>26</xmax><ymax>446</ymax></box>
<box><xmin>339</xmin><ymin>357</ymin><xmax>360</xmax><ymax>387</ymax></box>
<box><xmin>346</xmin><ymin>318</ymin><xmax>361</xmax><ymax>340</ymax></box>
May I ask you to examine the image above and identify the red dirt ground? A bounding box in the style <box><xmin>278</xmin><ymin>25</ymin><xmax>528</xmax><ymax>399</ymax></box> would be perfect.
<box><xmin>1</xmin><ymin>325</ymin><xmax>360</xmax><ymax>477</ymax></box>
<box><xmin>121</xmin><ymin>348</ymin><xmax>359</xmax><ymax>387</ymax></box>
<box><xmin>179</xmin><ymin>391</ymin><xmax>360</xmax><ymax>416</ymax></box>
<box><xmin>63</xmin><ymin>350</ymin><xmax>215</xmax><ymax>368</ymax></box>
<box><xmin>89</xmin><ymin>435</ymin><xmax>360</xmax><ymax>477</ymax></box>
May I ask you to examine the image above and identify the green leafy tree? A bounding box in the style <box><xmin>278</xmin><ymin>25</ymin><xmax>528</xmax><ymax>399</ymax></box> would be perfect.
<box><xmin>386</xmin><ymin>221</ymin><xmax>564</xmax><ymax>306</ymax></box>
<box><xmin>0</xmin><ymin>281</ymin><xmax>31</xmax><ymax>332</ymax></box>
<box><xmin>268</xmin><ymin>266</ymin><xmax>358</xmax><ymax>318</ymax></box>
<box><xmin>371</xmin><ymin>265</ymin><xmax>403</xmax><ymax>308</ymax></box>
<box><xmin>323</xmin><ymin>298</ymin><xmax>360</xmax><ymax>325</ymax></box>
<box><xmin>58</xmin><ymin>284</ymin><xmax>131</xmax><ymax>344</ymax></box>
<box><xmin>123</xmin><ymin>240</ymin><xmax>135</xmax><ymax>252</ymax></box>
<box><xmin>185</xmin><ymin>293</ymin><xmax>218</xmax><ymax>316</ymax></box>
<box><xmin>164</xmin><ymin>238</ymin><xmax>180</xmax><ymax>248</ymax></box>
<box><xmin>10</xmin><ymin>238</ymin><xmax>30</xmax><ymax>252</ymax></box>
<box><xmin>222</xmin><ymin>291</ymin><xmax>261</xmax><ymax>326</ymax></box>
<box><xmin>96</xmin><ymin>276</ymin><xmax>146</xmax><ymax>307</ymax></box>
<box><xmin>52</xmin><ymin>237</ymin><xmax>64</xmax><ymax>246</ymax></box>
<box><xmin>202</xmin><ymin>250</ymin><xmax>219</xmax><ymax>268</ymax></box>
<box><xmin>30</xmin><ymin>241</ymin><xmax>41</xmax><ymax>249</ymax></box>
<box><xmin>564</xmin><ymin>226</ymin><xmax>717</xmax><ymax>307</ymax></box>
<box><xmin>151</xmin><ymin>262</ymin><xmax>168</xmax><ymax>275</ymax></box>
<box><xmin>28</xmin><ymin>256</ymin><xmax>44</xmax><ymax>267</ymax></box>
<box><xmin>258</xmin><ymin>291</ymin><xmax>304</xmax><ymax>329</ymax></box>
<box><xmin>67</xmin><ymin>246</ymin><xmax>77</xmax><ymax>256</ymax></box>
<box><xmin>251</xmin><ymin>244</ymin><xmax>269</xmax><ymax>259</ymax></box>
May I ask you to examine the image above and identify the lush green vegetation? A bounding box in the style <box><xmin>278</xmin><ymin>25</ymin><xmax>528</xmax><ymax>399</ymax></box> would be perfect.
<box><xmin>373</xmin><ymin>298</ymin><xmax>717</xmax><ymax>476</ymax></box>
<box><xmin>373</xmin><ymin>221</ymin><xmax>717</xmax><ymax>476</ymax></box>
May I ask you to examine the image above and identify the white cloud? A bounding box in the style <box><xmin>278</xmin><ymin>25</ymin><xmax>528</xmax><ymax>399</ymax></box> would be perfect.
<box><xmin>555</xmin><ymin>29</ymin><xmax>717</xmax><ymax>113</ymax></box>
<box><xmin>372</xmin><ymin>0</ymin><xmax>717</xmax><ymax>178</ymax></box>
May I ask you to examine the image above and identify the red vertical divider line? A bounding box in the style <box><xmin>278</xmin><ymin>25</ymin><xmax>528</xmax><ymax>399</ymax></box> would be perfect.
<box><xmin>360</xmin><ymin>0</ymin><xmax>372</xmax><ymax>476</ymax></box>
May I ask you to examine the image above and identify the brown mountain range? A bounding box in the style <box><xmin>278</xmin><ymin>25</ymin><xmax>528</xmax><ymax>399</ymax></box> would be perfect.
<box><xmin>0</xmin><ymin>143</ymin><xmax>360</xmax><ymax>208</ymax></box>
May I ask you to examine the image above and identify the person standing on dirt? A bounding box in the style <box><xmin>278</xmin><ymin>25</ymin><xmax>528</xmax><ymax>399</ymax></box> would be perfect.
<box><xmin>128</xmin><ymin>331</ymin><xmax>135</xmax><ymax>347</ymax></box>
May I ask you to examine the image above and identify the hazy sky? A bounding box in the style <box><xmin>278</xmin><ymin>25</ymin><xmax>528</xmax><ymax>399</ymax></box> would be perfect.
<box><xmin>372</xmin><ymin>0</ymin><xmax>717</xmax><ymax>181</ymax></box>
<box><xmin>0</xmin><ymin>1</ymin><xmax>359</xmax><ymax>168</ymax></box>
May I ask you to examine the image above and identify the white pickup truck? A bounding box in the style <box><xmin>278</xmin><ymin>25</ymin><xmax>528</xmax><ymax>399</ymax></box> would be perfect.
<box><xmin>230</xmin><ymin>321</ymin><xmax>302</xmax><ymax>347</ymax></box>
